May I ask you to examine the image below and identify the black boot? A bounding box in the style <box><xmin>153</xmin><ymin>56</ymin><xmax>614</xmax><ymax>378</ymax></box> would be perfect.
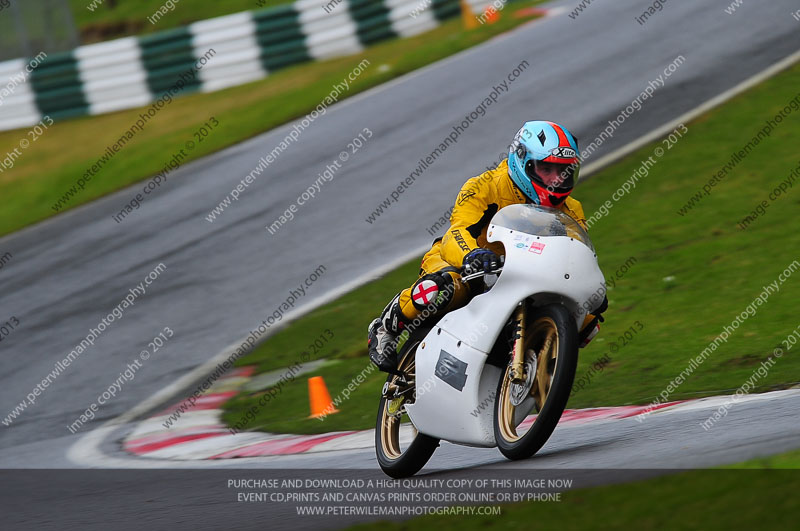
<box><xmin>367</xmin><ymin>295</ymin><xmax>407</xmax><ymax>372</ymax></box>
<box><xmin>367</xmin><ymin>318</ymin><xmax>398</xmax><ymax>372</ymax></box>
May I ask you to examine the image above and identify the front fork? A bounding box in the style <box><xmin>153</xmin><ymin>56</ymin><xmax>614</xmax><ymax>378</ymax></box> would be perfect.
<box><xmin>510</xmin><ymin>303</ymin><xmax>526</xmax><ymax>382</ymax></box>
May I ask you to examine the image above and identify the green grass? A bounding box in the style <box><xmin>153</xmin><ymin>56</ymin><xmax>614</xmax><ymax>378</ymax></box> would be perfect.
<box><xmin>0</xmin><ymin>5</ymin><xmax>544</xmax><ymax>237</ymax></box>
<box><xmin>726</xmin><ymin>447</ymin><xmax>800</xmax><ymax>468</ymax></box>
<box><xmin>71</xmin><ymin>0</ymin><xmax>292</xmax><ymax>43</ymax></box>
<box><xmin>222</xmin><ymin>260</ymin><xmax>420</xmax><ymax>434</ymax></box>
<box><xmin>348</xmin><ymin>449</ymin><xmax>800</xmax><ymax>531</ymax></box>
<box><xmin>221</xmin><ymin>60</ymin><xmax>800</xmax><ymax>435</ymax></box>
<box><xmin>225</xmin><ymin>357</ymin><xmax>386</xmax><ymax>434</ymax></box>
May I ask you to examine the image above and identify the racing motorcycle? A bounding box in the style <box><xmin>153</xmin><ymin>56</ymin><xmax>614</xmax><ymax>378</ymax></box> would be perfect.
<box><xmin>375</xmin><ymin>204</ymin><xmax>606</xmax><ymax>478</ymax></box>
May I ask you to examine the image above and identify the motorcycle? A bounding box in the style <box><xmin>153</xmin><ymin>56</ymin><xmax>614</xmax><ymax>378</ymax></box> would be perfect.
<box><xmin>375</xmin><ymin>203</ymin><xmax>606</xmax><ymax>478</ymax></box>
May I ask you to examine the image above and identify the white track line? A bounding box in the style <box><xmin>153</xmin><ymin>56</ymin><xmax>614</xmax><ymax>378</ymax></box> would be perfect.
<box><xmin>68</xmin><ymin>46</ymin><xmax>800</xmax><ymax>468</ymax></box>
<box><xmin>581</xmin><ymin>47</ymin><xmax>800</xmax><ymax>175</ymax></box>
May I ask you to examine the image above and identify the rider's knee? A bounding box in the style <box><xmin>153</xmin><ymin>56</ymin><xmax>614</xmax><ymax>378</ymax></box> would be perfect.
<box><xmin>410</xmin><ymin>271</ymin><xmax>457</xmax><ymax>313</ymax></box>
<box><xmin>384</xmin><ymin>270</ymin><xmax>469</xmax><ymax>333</ymax></box>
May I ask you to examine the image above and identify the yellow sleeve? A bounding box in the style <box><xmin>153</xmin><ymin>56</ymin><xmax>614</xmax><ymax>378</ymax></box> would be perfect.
<box><xmin>563</xmin><ymin>197</ymin><xmax>588</xmax><ymax>231</ymax></box>
<box><xmin>440</xmin><ymin>176</ymin><xmax>496</xmax><ymax>267</ymax></box>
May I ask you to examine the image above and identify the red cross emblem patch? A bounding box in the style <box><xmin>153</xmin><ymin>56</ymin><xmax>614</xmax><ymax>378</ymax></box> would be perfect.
<box><xmin>412</xmin><ymin>280</ymin><xmax>439</xmax><ymax>306</ymax></box>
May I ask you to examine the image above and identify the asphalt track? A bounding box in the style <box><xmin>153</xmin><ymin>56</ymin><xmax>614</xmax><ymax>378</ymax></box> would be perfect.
<box><xmin>0</xmin><ymin>0</ymin><xmax>799</xmax><ymax>516</ymax></box>
<box><xmin>5</xmin><ymin>390</ymin><xmax>800</xmax><ymax>530</ymax></box>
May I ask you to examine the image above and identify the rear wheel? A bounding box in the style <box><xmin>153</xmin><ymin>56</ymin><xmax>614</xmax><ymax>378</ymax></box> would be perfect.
<box><xmin>494</xmin><ymin>304</ymin><xmax>579</xmax><ymax>460</ymax></box>
<box><xmin>375</xmin><ymin>338</ymin><xmax>439</xmax><ymax>478</ymax></box>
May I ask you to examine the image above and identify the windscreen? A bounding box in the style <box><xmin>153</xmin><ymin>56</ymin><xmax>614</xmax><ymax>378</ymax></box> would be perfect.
<box><xmin>490</xmin><ymin>204</ymin><xmax>594</xmax><ymax>252</ymax></box>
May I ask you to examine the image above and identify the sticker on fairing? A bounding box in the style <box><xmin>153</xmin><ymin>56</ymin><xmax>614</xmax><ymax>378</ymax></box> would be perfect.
<box><xmin>435</xmin><ymin>350</ymin><xmax>467</xmax><ymax>391</ymax></box>
<box><xmin>529</xmin><ymin>241</ymin><xmax>546</xmax><ymax>254</ymax></box>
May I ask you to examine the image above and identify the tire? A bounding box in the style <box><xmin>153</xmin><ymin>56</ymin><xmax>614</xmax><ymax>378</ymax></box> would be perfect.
<box><xmin>494</xmin><ymin>303</ymin><xmax>579</xmax><ymax>461</ymax></box>
<box><xmin>375</xmin><ymin>332</ymin><xmax>439</xmax><ymax>478</ymax></box>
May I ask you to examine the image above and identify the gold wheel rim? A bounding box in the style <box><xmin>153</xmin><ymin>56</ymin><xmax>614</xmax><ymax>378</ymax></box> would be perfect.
<box><xmin>379</xmin><ymin>349</ymin><xmax>416</xmax><ymax>460</ymax></box>
<box><xmin>498</xmin><ymin>316</ymin><xmax>559</xmax><ymax>442</ymax></box>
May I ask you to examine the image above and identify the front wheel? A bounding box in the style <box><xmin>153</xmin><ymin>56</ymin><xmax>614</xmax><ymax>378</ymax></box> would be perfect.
<box><xmin>375</xmin><ymin>339</ymin><xmax>439</xmax><ymax>478</ymax></box>
<box><xmin>494</xmin><ymin>303</ymin><xmax>579</xmax><ymax>460</ymax></box>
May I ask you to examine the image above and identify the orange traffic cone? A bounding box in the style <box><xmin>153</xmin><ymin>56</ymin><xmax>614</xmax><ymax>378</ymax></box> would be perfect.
<box><xmin>485</xmin><ymin>8</ymin><xmax>500</xmax><ymax>24</ymax></box>
<box><xmin>308</xmin><ymin>376</ymin><xmax>339</xmax><ymax>418</ymax></box>
<box><xmin>460</xmin><ymin>0</ymin><xmax>479</xmax><ymax>29</ymax></box>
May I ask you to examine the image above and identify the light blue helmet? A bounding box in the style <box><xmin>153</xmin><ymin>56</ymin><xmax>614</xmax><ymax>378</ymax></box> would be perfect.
<box><xmin>507</xmin><ymin>120</ymin><xmax>581</xmax><ymax>207</ymax></box>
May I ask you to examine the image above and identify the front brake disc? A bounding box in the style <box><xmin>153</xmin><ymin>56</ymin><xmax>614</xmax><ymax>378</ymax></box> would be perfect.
<box><xmin>509</xmin><ymin>357</ymin><xmax>536</xmax><ymax>406</ymax></box>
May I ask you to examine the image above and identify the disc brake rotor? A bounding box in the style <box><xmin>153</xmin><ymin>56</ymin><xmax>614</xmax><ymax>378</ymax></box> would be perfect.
<box><xmin>509</xmin><ymin>355</ymin><xmax>536</xmax><ymax>406</ymax></box>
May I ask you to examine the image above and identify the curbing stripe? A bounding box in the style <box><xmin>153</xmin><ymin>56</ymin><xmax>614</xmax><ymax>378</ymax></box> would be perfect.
<box><xmin>124</xmin><ymin>396</ymin><xmax>693</xmax><ymax>459</ymax></box>
<box><xmin>118</xmin><ymin>358</ymin><xmax>689</xmax><ymax>461</ymax></box>
<box><xmin>156</xmin><ymin>391</ymin><xmax>238</xmax><ymax>416</ymax></box>
<box><xmin>128</xmin><ymin>411</ymin><xmax>224</xmax><ymax>441</ymax></box>
<box><xmin>128</xmin><ymin>432</ymin><xmax>229</xmax><ymax>454</ymax></box>
<box><xmin>209</xmin><ymin>432</ymin><xmax>359</xmax><ymax>458</ymax></box>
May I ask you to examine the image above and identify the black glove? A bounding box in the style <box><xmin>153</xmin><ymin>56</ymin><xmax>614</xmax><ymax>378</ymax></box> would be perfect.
<box><xmin>463</xmin><ymin>248</ymin><xmax>501</xmax><ymax>274</ymax></box>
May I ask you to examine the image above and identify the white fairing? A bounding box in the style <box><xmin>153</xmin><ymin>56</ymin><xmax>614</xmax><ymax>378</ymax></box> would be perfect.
<box><xmin>404</xmin><ymin>204</ymin><xmax>605</xmax><ymax>446</ymax></box>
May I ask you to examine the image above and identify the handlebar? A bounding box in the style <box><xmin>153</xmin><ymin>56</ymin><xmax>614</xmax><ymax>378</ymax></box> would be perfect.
<box><xmin>460</xmin><ymin>268</ymin><xmax>503</xmax><ymax>282</ymax></box>
<box><xmin>460</xmin><ymin>255</ymin><xmax>505</xmax><ymax>282</ymax></box>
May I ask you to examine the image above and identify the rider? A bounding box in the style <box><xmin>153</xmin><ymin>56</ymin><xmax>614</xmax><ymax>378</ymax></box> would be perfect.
<box><xmin>368</xmin><ymin>120</ymin><xmax>606</xmax><ymax>372</ymax></box>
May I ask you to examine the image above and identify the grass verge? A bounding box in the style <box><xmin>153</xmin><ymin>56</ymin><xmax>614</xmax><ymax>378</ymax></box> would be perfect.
<box><xmin>221</xmin><ymin>59</ymin><xmax>800</xmax><ymax>435</ymax></box>
<box><xmin>348</xmin><ymin>449</ymin><xmax>800</xmax><ymax>531</ymax></box>
<box><xmin>0</xmin><ymin>4</ymin><xmax>544</xmax><ymax>237</ymax></box>
<box><xmin>71</xmin><ymin>0</ymin><xmax>293</xmax><ymax>43</ymax></box>
<box><xmin>725</xmin><ymin>447</ymin><xmax>800</xmax><ymax>468</ymax></box>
